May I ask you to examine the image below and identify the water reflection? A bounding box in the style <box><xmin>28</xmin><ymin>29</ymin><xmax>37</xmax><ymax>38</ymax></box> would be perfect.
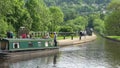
<box><xmin>0</xmin><ymin>37</ymin><xmax>120</xmax><ymax>68</ymax></box>
<box><xmin>55</xmin><ymin>37</ymin><xmax>120</xmax><ymax>68</ymax></box>
<box><xmin>53</xmin><ymin>54</ymin><xmax>57</xmax><ymax>67</ymax></box>
<box><xmin>104</xmin><ymin>39</ymin><xmax>120</xmax><ymax>68</ymax></box>
<box><xmin>0</xmin><ymin>54</ymin><xmax>59</xmax><ymax>68</ymax></box>
<box><xmin>0</xmin><ymin>59</ymin><xmax>9</xmax><ymax>68</ymax></box>
<box><xmin>10</xmin><ymin>54</ymin><xmax>59</xmax><ymax>68</ymax></box>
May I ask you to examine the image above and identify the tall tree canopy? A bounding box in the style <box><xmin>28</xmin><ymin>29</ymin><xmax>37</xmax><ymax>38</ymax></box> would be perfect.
<box><xmin>25</xmin><ymin>0</ymin><xmax>51</xmax><ymax>31</ymax></box>
<box><xmin>105</xmin><ymin>0</ymin><xmax>120</xmax><ymax>35</ymax></box>
<box><xmin>6</xmin><ymin>0</ymin><xmax>32</xmax><ymax>32</ymax></box>
<box><xmin>44</xmin><ymin>0</ymin><xmax>110</xmax><ymax>21</ymax></box>
<box><xmin>0</xmin><ymin>17</ymin><xmax>8</xmax><ymax>36</ymax></box>
<box><xmin>0</xmin><ymin>0</ymin><xmax>12</xmax><ymax>15</ymax></box>
<box><xmin>49</xmin><ymin>6</ymin><xmax>64</xmax><ymax>32</ymax></box>
<box><xmin>66</xmin><ymin>16</ymin><xmax>88</xmax><ymax>32</ymax></box>
<box><xmin>93</xmin><ymin>19</ymin><xmax>105</xmax><ymax>34</ymax></box>
<box><xmin>0</xmin><ymin>0</ymin><xmax>12</xmax><ymax>36</ymax></box>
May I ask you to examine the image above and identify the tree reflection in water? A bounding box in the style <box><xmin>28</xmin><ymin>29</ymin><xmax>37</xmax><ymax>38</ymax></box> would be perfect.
<box><xmin>0</xmin><ymin>54</ymin><xmax>59</xmax><ymax>68</ymax></box>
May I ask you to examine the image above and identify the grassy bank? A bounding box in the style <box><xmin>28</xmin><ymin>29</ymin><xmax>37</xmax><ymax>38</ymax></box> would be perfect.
<box><xmin>107</xmin><ymin>36</ymin><xmax>120</xmax><ymax>40</ymax></box>
<box><xmin>57</xmin><ymin>36</ymin><xmax>79</xmax><ymax>40</ymax></box>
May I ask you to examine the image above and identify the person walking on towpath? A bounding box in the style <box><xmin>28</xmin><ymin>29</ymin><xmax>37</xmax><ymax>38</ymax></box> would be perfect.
<box><xmin>54</xmin><ymin>32</ymin><xmax>57</xmax><ymax>46</ymax></box>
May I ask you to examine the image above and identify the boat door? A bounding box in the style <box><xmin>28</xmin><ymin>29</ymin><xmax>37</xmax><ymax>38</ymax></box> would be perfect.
<box><xmin>0</xmin><ymin>41</ymin><xmax>8</xmax><ymax>51</ymax></box>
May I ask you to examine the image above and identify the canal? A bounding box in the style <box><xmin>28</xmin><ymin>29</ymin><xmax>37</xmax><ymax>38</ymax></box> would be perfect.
<box><xmin>0</xmin><ymin>37</ymin><xmax>120</xmax><ymax>68</ymax></box>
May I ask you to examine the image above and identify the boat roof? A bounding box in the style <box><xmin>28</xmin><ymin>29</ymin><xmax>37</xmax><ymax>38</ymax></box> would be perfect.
<box><xmin>0</xmin><ymin>38</ymin><xmax>53</xmax><ymax>42</ymax></box>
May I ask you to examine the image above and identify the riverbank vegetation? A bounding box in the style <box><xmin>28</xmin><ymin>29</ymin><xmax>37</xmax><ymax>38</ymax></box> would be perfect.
<box><xmin>107</xmin><ymin>36</ymin><xmax>120</xmax><ymax>40</ymax></box>
<box><xmin>105</xmin><ymin>0</ymin><xmax>120</xmax><ymax>36</ymax></box>
<box><xmin>1</xmin><ymin>0</ymin><xmax>119</xmax><ymax>38</ymax></box>
<box><xmin>104</xmin><ymin>0</ymin><xmax>120</xmax><ymax>41</ymax></box>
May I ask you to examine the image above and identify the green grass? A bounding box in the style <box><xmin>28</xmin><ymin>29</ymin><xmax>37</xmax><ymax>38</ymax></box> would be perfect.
<box><xmin>57</xmin><ymin>36</ymin><xmax>79</xmax><ymax>40</ymax></box>
<box><xmin>107</xmin><ymin>36</ymin><xmax>120</xmax><ymax>40</ymax></box>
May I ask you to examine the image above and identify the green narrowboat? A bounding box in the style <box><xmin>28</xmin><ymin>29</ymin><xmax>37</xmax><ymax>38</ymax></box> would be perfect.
<box><xmin>0</xmin><ymin>38</ymin><xmax>58</xmax><ymax>54</ymax></box>
<box><xmin>0</xmin><ymin>27</ymin><xmax>58</xmax><ymax>55</ymax></box>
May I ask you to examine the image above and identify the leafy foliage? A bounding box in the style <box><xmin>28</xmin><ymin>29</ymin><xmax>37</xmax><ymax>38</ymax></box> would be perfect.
<box><xmin>25</xmin><ymin>0</ymin><xmax>48</xmax><ymax>31</ymax></box>
<box><xmin>105</xmin><ymin>0</ymin><xmax>120</xmax><ymax>36</ymax></box>
<box><xmin>44</xmin><ymin>0</ymin><xmax>110</xmax><ymax>21</ymax></box>
<box><xmin>107</xmin><ymin>0</ymin><xmax>120</xmax><ymax>11</ymax></box>
<box><xmin>93</xmin><ymin>19</ymin><xmax>105</xmax><ymax>34</ymax></box>
<box><xmin>0</xmin><ymin>0</ymin><xmax>12</xmax><ymax>15</ymax></box>
<box><xmin>6</xmin><ymin>0</ymin><xmax>32</xmax><ymax>31</ymax></box>
<box><xmin>105</xmin><ymin>11</ymin><xmax>120</xmax><ymax>35</ymax></box>
<box><xmin>0</xmin><ymin>0</ymin><xmax>111</xmax><ymax>37</ymax></box>
<box><xmin>0</xmin><ymin>16</ymin><xmax>8</xmax><ymax>35</ymax></box>
<box><xmin>49</xmin><ymin>7</ymin><xmax>64</xmax><ymax>32</ymax></box>
<box><xmin>65</xmin><ymin>16</ymin><xmax>88</xmax><ymax>32</ymax></box>
<box><xmin>59</xmin><ymin>26</ymin><xmax>73</xmax><ymax>32</ymax></box>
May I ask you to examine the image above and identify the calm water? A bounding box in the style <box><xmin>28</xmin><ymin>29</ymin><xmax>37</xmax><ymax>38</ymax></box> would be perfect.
<box><xmin>0</xmin><ymin>37</ymin><xmax>120</xmax><ymax>68</ymax></box>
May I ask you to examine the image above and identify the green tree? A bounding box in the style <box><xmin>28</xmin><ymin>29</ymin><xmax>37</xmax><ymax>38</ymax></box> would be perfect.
<box><xmin>6</xmin><ymin>0</ymin><xmax>32</xmax><ymax>32</ymax></box>
<box><xmin>26</xmin><ymin>0</ymin><xmax>50</xmax><ymax>31</ymax></box>
<box><xmin>105</xmin><ymin>11</ymin><xmax>120</xmax><ymax>35</ymax></box>
<box><xmin>25</xmin><ymin>0</ymin><xmax>41</xmax><ymax>31</ymax></box>
<box><xmin>63</xmin><ymin>8</ymin><xmax>78</xmax><ymax>21</ymax></box>
<box><xmin>59</xmin><ymin>26</ymin><xmax>73</xmax><ymax>32</ymax></box>
<box><xmin>93</xmin><ymin>19</ymin><xmax>105</xmax><ymax>34</ymax></box>
<box><xmin>105</xmin><ymin>0</ymin><xmax>120</xmax><ymax>35</ymax></box>
<box><xmin>0</xmin><ymin>16</ymin><xmax>8</xmax><ymax>36</ymax></box>
<box><xmin>87</xmin><ymin>14</ymin><xmax>100</xmax><ymax>28</ymax></box>
<box><xmin>49</xmin><ymin>6</ymin><xmax>64</xmax><ymax>32</ymax></box>
<box><xmin>66</xmin><ymin>16</ymin><xmax>88</xmax><ymax>32</ymax></box>
<box><xmin>107</xmin><ymin>0</ymin><xmax>120</xmax><ymax>10</ymax></box>
<box><xmin>74</xmin><ymin>16</ymin><xmax>88</xmax><ymax>31</ymax></box>
<box><xmin>0</xmin><ymin>0</ymin><xmax>12</xmax><ymax>16</ymax></box>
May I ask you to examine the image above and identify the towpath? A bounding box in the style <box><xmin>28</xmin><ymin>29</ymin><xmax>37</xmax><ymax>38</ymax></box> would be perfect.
<box><xmin>58</xmin><ymin>34</ymin><xmax>97</xmax><ymax>47</ymax></box>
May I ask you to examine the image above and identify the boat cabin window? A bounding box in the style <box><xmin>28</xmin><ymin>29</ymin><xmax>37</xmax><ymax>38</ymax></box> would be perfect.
<box><xmin>50</xmin><ymin>41</ymin><xmax>54</xmax><ymax>46</ymax></box>
<box><xmin>28</xmin><ymin>41</ymin><xmax>33</xmax><ymax>47</ymax></box>
<box><xmin>45</xmin><ymin>42</ymin><xmax>48</xmax><ymax>47</ymax></box>
<box><xmin>13</xmin><ymin>43</ymin><xmax>19</xmax><ymax>48</ymax></box>
<box><xmin>38</xmin><ymin>42</ymin><xmax>41</xmax><ymax>47</ymax></box>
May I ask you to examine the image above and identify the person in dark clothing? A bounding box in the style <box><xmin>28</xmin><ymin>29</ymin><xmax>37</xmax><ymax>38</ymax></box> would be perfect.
<box><xmin>7</xmin><ymin>31</ymin><xmax>13</xmax><ymax>38</ymax></box>
<box><xmin>7</xmin><ymin>31</ymin><xmax>11</xmax><ymax>38</ymax></box>
<box><xmin>10</xmin><ymin>31</ymin><xmax>13</xmax><ymax>38</ymax></box>
<box><xmin>79</xmin><ymin>31</ymin><xmax>83</xmax><ymax>40</ymax></box>
<box><xmin>54</xmin><ymin>32</ymin><xmax>57</xmax><ymax>46</ymax></box>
